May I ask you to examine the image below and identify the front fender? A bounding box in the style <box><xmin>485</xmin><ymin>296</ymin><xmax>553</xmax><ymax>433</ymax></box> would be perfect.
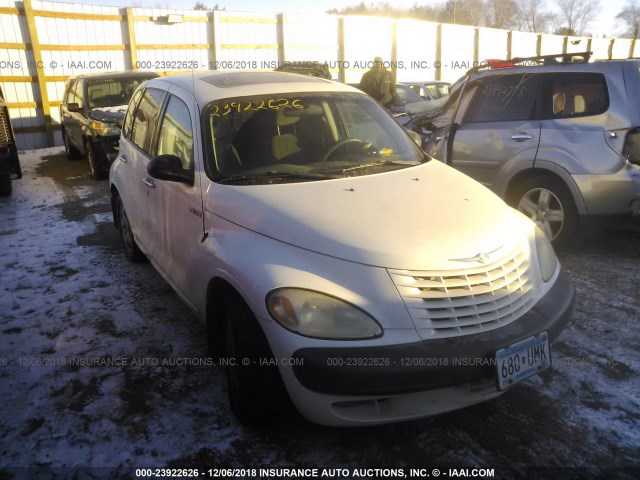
<box><xmin>197</xmin><ymin>215</ymin><xmax>415</xmax><ymax>335</ymax></box>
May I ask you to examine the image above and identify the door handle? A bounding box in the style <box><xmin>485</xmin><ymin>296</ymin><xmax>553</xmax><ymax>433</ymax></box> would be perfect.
<box><xmin>119</xmin><ymin>154</ymin><xmax>128</xmax><ymax>163</ymax></box>
<box><xmin>142</xmin><ymin>177</ymin><xmax>156</xmax><ymax>188</ymax></box>
<box><xmin>510</xmin><ymin>134</ymin><xmax>534</xmax><ymax>141</ymax></box>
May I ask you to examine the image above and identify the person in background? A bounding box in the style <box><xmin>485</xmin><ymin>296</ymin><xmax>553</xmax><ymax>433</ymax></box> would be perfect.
<box><xmin>358</xmin><ymin>56</ymin><xmax>395</xmax><ymax>109</ymax></box>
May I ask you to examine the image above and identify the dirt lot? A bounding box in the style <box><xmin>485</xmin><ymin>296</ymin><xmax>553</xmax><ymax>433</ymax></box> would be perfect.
<box><xmin>1</xmin><ymin>148</ymin><xmax>639</xmax><ymax>480</ymax></box>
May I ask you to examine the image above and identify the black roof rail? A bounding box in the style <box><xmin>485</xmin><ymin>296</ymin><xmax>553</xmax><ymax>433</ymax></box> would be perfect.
<box><xmin>511</xmin><ymin>51</ymin><xmax>592</xmax><ymax>65</ymax></box>
<box><xmin>467</xmin><ymin>51</ymin><xmax>593</xmax><ymax>76</ymax></box>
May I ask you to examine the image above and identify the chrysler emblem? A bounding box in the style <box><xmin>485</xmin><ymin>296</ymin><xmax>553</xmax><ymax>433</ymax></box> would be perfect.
<box><xmin>449</xmin><ymin>246</ymin><xmax>503</xmax><ymax>264</ymax></box>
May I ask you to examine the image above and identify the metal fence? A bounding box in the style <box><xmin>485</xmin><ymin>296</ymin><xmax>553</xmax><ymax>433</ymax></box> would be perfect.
<box><xmin>1</xmin><ymin>0</ymin><xmax>638</xmax><ymax>150</ymax></box>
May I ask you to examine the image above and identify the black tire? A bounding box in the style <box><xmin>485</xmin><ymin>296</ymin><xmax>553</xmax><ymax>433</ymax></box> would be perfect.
<box><xmin>85</xmin><ymin>141</ymin><xmax>107</xmax><ymax>180</ymax></box>
<box><xmin>225</xmin><ymin>292</ymin><xmax>291</xmax><ymax>424</ymax></box>
<box><xmin>511</xmin><ymin>175</ymin><xmax>579</xmax><ymax>249</ymax></box>
<box><xmin>62</xmin><ymin>129</ymin><xmax>82</xmax><ymax>160</ymax></box>
<box><xmin>0</xmin><ymin>175</ymin><xmax>11</xmax><ymax>196</ymax></box>
<box><xmin>117</xmin><ymin>196</ymin><xmax>145</xmax><ymax>262</ymax></box>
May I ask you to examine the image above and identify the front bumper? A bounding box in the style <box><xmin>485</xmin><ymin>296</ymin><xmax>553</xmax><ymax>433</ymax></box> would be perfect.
<box><xmin>291</xmin><ymin>267</ymin><xmax>575</xmax><ymax>397</ymax></box>
<box><xmin>92</xmin><ymin>135</ymin><xmax>120</xmax><ymax>170</ymax></box>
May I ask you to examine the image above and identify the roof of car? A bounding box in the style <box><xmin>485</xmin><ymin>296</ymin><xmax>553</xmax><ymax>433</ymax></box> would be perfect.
<box><xmin>143</xmin><ymin>71</ymin><xmax>361</xmax><ymax>106</ymax></box>
<box><xmin>469</xmin><ymin>56</ymin><xmax>640</xmax><ymax>79</ymax></box>
<box><xmin>66</xmin><ymin>71</ymin><xmax>159</xmax><ymax>81</ymax></box>
<box><xmin>458</xmin><ymin>58</ymin><xmax>640</xmax><ymax>86</ymax></box>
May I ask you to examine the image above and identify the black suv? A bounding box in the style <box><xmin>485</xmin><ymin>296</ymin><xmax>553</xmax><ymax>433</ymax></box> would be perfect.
<box><xmin>0</xmin><ymin>87</ymin><xmax>22</xmax><ymax>196</ymax></box>
<box><xmin>60</xmin><ymin>71</ymin><xmax>158</xmax><ymax>179</ymax></box>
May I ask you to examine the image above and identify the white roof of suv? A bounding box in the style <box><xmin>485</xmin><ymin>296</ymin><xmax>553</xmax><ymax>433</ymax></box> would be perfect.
<box><xmin>146</xmin><ymin>71</ymin><xmax>358</xmax><ymax>106</ymax></box>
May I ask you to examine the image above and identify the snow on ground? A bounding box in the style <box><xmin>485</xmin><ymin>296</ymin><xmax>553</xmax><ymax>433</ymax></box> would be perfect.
<box><xmin>0</xmin><ymin>149</ymin><xmax>238</xmax><ymax>476</ymax></box>
<box><xmin>0</xmin><ymin>148</ymin><xmax>639</xmax><ymax>480</ymax></box>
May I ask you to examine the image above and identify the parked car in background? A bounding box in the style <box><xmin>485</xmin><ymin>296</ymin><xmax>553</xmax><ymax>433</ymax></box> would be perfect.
<box><xmin>110</xmin><ymin>71</ymin><xmax>574</xmax><ymax>427</ymax></box>
<box><xmin>410</xmin><ymin>53</ymin><xmax>640</xmax><ymax>247</ymax></box>
<box><xmin>393</xmin><ymin>84</ymin><xmax>449</xmax><ymax>125</ymax></box>
<box><xmin>403</xmin><ymin>81</ymin><xmax>451</xmax><ymax>101</ymax></box>
<box><xmin>60</xmin><ymin>71</ymin><xmax>158</xmax><ymax>179</ymax></box>
<box><xmin>0</xmin><ymin>86</ymin><xmax>22</xmax><ymax>196</ymax></box>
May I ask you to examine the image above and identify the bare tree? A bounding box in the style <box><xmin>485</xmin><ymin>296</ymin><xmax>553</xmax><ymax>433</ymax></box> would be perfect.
<box><xmin>439</xmin><ymin>0</ymin><xmax>485</xmax><ymax>26</ymax></box>
<box><xmin>515</xmin><ymin>0</ymin><xmax>554</xmax><ymax>32</ymax></box>
<box><xmin>553</xmin><ymin>0</ymin><xmax>600</xmax><ymax>35</ymax></box>
<box><xmin>193</xmin><ymin>2</ymin><xmax>225</xmax><ymax>10</ymax></box>
<box><xmin>486</xmin><ymin>0</ymin><xmax>520</xmax><ymax>29</ymax></box>
<box><xmin>616</xmin><ymin>0</ymin><xmax>640</xmax><ymax>38</ymax></box>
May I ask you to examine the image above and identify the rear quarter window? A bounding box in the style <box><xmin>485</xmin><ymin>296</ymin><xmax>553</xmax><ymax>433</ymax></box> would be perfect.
<box><xmin>543</xmin><ymin>73</ymin><xmax>608</xmax><ymax>119</ymax></box>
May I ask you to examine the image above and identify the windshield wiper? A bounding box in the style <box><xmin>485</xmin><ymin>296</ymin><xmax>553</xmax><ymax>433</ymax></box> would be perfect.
<box><xmin>328</xmin><ymin>159</ymin><xmax>419</xmax><ymax>174</ymax></box>
<box><xmin>217</xmin><ymin>171</ymin><xmax>338</xmax><ymax>184</ymax></box>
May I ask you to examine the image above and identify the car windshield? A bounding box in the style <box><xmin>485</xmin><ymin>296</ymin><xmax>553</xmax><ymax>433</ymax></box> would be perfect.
<box><xmin>203</xmin><ymin>92</ymin><xmax>427</xmax><ymax>184</ymax></box>
<box><xmin>87</xmin><ymin>78</ymin><xmax>148</xmax><ymax>109</ymax></box>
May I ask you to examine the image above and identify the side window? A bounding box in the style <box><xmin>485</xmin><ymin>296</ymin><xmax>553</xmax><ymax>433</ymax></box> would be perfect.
<box><xmin>466</xmin><ymin>75</ymin><xmax>539</xmax><ymax>123</ymax></box>
<box><xmin>122</xmin><ymin>88</ymin><xmax>144</xmax><ymax>140</ymax></box>
<box><xmin>156</xmin><ymin>95</ymin><xmax>194</xmax><ymax>170</ymax></box>
<box><xmin>73</xmin><ymin>81</ymin><xmax>84</xmax><ymax>109</ymax></box>
<box><xmin>130</xmin><ymin>88</ymin><xmax>165</xmax><ymax>154</ymax></box>
<box><xmin>544</xmin><ymin>73</ymin><xmax>608</xmax><ymax>119</ymax></box>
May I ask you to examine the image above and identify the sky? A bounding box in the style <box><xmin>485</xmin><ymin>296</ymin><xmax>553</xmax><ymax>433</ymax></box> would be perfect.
<box><xmin>53</xmin><ymin>0</ymin><xmax>628</xmax><ymax>38</ymax></box>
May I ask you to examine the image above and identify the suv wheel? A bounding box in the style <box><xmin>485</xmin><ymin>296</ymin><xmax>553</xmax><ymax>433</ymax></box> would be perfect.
<box><xmin>62</xmin><ymin>130</ymin><xmax>81</xmax><ymax>160</ymax></box>
<box><xmin>85</xmin><ymin>141</ymin><xmax>107</xmax><ymax>180</ymax></box>
<box><xmin>117</xmin><ymin>196</ymin><xmax>145</xmax><ymax>262</ymax></box>
<box><xmin>0</xmin><ymin>175</ymin><xmax>12</xmax><ymax>196</ymax></box>
<box><xmin>224</xmin><ymin>292</ymin><xmax>290</xmax><ymax>424</ymax></box>
<box><xmin>512</xmin><ymin>176</ymin><xmax>579</xmax><ymax>248</ymax></box>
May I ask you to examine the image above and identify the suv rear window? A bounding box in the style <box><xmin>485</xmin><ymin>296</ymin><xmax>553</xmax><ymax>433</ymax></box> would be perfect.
<box><xmin>543</xmin><ymin>73</ymin><xmax>608</xmax><ymax>119</ymax></box>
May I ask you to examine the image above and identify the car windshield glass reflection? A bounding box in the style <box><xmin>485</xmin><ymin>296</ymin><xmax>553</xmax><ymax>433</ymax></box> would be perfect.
<box><xmin>203</xmin><ymin>92</ymin><xmax>426</xmax><ymax>184</ymax></box>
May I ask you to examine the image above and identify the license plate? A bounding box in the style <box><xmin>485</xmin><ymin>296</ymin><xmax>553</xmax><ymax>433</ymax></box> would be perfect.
<box><xmin>496</xmin><ymin>332</ymin><xmax>550</xmax><ymax>390</ymax></box>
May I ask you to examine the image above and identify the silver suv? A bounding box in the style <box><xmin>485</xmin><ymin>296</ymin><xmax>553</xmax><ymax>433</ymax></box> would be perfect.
<box><xmin>411</xmin><ymin>53</ymin><xmax>640</xmax><ymax>246</ymax></box>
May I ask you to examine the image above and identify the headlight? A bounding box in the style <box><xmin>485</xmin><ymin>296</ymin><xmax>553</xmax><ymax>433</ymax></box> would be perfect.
<box><xmin>535</xmin><ymin>227</ymin><xmax>558</xmax><ymax>282</ymax></box>
<box><xmin>91</xmin><ymin>120</ymin><xmax>120</xmax><ymax>136</ymax></box>
<box><xmin>266</xmin><ymin>288</ymin><xmax>382</xmax><ymax>340</ymax></box>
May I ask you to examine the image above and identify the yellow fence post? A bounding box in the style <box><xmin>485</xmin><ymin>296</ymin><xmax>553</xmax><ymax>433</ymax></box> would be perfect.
<box><xmin>435</xmin><ymin>24</ymin><xmax>442</xmax><ymax>81</ymax></box>
<box><xmin>126</xmin><ymin>8</ymin><xmax>138</xmax><ymax>70</ymax></box>
<box><xmin>337</xmin><ymin>17</ymin><xmax>345</xmax><ymax>83</ymax></box>
<box><xmin>22</xmin><ymin>0</ymin><xmax>54</xmax><ymax>147</ymax></box>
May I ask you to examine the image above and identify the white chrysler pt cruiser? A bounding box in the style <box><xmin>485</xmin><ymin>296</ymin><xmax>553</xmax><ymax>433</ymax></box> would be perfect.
<box><xmin>110</xmin><ymin>71</ymin><xmax>575</xmax><ymax>426</ymax></box>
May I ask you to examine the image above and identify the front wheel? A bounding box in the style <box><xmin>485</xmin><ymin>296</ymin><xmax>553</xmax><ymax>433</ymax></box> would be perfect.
<box><xmin>85</xmin><ymin>141</ymin><xmax>107</xmax><ymax>180</ymax></box>
<box><xmin>225</xmin><ymin>292</ymin><xmax>291</xmax><ymax>424</ymax></box>
<box><xmin>511</xmin><ymin>176</ymin><xmax>579</xmax><ymax>248</ymax></box>
<box><xmin>0</xmin><ymin>175</ymin><xmax>11</xmax><ymax>196</ymax></box>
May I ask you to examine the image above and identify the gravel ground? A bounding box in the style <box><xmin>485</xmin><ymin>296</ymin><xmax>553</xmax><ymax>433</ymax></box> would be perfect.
<box><xmin>0</xmin><ymin>148</ymin><xmax>639</xmax><ymax>480</ymax></box>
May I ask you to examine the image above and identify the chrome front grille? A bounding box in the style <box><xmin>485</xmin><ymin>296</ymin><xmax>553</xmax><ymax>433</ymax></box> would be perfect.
<box><xmin>389</xmin><ymin>243</ymin><xmax>537</xmax><ymax>339</ymax></box>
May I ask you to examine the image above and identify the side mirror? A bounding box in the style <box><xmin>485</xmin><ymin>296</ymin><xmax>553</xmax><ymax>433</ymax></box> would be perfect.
<box><xmin>67</xmin><ymin>103</ymin><xmax>81</xmax><ymax>112</ymax></box>
<box><xmin>148</xmin><ymin>154</ymin><xmax>194</xmax><ymax>185</ymax></box>
<box><xmin>405</xmin><ymin>129</ymin><xmax>423</xmax><ymax>148</ymax></box>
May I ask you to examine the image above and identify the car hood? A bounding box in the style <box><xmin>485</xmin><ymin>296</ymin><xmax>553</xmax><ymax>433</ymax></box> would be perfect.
<box><xmin>207</xmin><ymin>161</ymin><xmax>526</xmax><ymax>271</ymax></box>
<box><xmin>89</xmin><ymin>105</ymin><xmax>128</xmax><ymax>124</ymax></box>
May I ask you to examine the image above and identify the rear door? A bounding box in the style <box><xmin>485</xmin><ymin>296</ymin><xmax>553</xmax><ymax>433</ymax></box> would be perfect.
<box><xmin>449</xmin><ymin>74</ymin><xmax>542</xmax><ymax>191</ymax></box>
